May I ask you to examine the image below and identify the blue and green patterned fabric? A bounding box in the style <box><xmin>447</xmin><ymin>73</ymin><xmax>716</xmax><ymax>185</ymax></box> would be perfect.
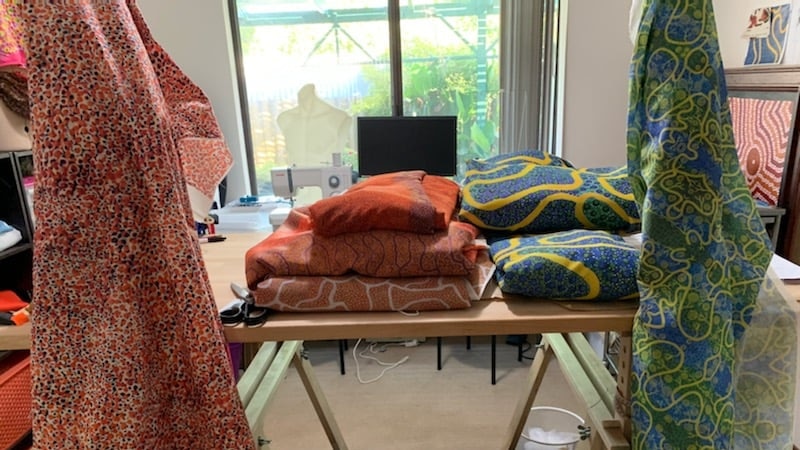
<box><xmin>628</xmin><ymin>1</ymin><xmax>796</xmax><ymax>448</ymax></box>
<box><xmin>465</xmin><ymin>148</ymin><xmax>573</xmax><ymax>171</ymax></box>
<box><xmin>489</xmin><ymin>230</ymin><xmax>639</xmax><ymax>300</ymax></box>
<box><xmin>459</xmin><ymin>162</ymin><xmax>640</xmax><ymax>234</ymax></box>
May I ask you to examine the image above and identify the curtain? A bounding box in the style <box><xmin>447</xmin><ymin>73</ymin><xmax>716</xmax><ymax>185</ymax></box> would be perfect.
<box><xmin>499</xmin><ymin>0</ymin><xmax>559</xmax><ymax>154</ymax></box>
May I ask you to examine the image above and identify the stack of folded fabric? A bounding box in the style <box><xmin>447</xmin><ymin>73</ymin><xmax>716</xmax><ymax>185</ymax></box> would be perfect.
<box><xmin>459</xmin><ymin>149</ymin><xmax>642</xmax><ymax>301</ymax></box>
<box><xmin>245</xmin><ymin>170</ymin><xmax>495</xmax><ymax>312</ymax></box>
<box><xmin>0</xmin><ymin>220</ymin><xmax>22</xmax><ymax>253</ymax></box>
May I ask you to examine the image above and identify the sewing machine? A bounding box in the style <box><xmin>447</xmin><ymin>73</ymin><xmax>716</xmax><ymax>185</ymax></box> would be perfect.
<box><xmin>270</xmin><ymin>165</ymin><xmax>353</xmax><ymax>200</ymax></box>
<box><xmin>269</xmin><ymin>165</ymin><xmax>354</xmax><ymax>230</ymax></box>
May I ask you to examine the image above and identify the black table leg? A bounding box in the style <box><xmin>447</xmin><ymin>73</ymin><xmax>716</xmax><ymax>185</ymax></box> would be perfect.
<box><xmin>437</xmin><ymin>337</ymin><xmax>443</xmax><ymax>370</ymax></box>
<box><xmin>491</xmin><ymin>335</ymin><xmax>497</xmax><ymax>385</ymax></box>
<box><xmin>338</xmin><ymin>340</ymin><xmax>346</xmax><ymax>375</ymax></box>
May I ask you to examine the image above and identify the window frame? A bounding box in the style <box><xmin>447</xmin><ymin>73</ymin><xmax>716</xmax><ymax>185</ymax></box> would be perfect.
<box><xmin>227</xmin><ymin>0</ymin><xmax>561</xmax><ymax>194</ymax></box>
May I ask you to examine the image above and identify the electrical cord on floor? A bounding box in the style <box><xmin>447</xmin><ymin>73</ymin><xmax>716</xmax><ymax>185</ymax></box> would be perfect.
<box><xmin>520</xmin><ymin>341</ymin><xmax>535</xmax><ymax>360</ymax></box>
<box><xmin>352</xmin><ymin>338</ymin><xmax>409</xmax><ymax>384</ymax></box>
<box><xmin>520</xmin><ymin>336</ymin><xmax>547</xmax><ymax>361</ymax></box>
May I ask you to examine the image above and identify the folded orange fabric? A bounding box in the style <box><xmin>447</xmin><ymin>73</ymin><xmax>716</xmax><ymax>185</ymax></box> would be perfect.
<box><xmin>309</xmin><ymin>170</ymin><xmax>460</xmax><ymax>236</ymax></box>
<box><xmin>422</xmin><ymin>173</ymin><xmax>461</xmax><ymax>229</ymax></box>
<box><xmin>252</xmin><ymin>250</ymin><xmax>496</xmax><ymax>312</ymax></box>
<box><xmin>245</xmin><ymin>206</ymin><xmax>480</xmax><ymax>290</ymax></box>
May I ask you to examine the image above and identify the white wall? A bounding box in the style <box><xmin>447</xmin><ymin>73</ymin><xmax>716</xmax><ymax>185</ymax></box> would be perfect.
<box><xmin>558</xmin><ymin>0</ymin><xmax>800</xmax><ymax>169</ymax></box>
<box><xmin>559</xmin><ymin>0</ymin><xmax>633</xmax><ymax>168</ymax></box>
<box><xmin>138</xmin><ymin>0</ymin><xmax>250</xmax><ymax>203</ymax></box>
<box><xmin>713</xmin><ymin>0</ymin><xmax>751</xmax><ymax>67</ymax></box>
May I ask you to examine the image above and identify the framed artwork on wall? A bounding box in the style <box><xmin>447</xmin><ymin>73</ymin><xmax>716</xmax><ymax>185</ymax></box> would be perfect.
<box><xmin>743</xmin><ymin>3</ymin><xmax>792</xmax><ymax>65</ymax></box>
<box><xmin>726</xmin><ymin>66</ymin><xmax>800</xmax><ymax>262</ymax></box>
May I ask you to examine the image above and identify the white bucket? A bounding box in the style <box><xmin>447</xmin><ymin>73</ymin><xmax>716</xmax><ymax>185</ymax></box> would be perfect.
<box><xmin>519</xmin><ymin>406</ymin><xmax>587</xmax><ymax>450</ymax></box>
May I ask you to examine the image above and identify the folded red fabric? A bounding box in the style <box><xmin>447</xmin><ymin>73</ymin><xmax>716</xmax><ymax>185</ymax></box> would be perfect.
<box><xmin>309</xmin><ymin>170</ymin><xmax>460</xmax><ymax>236</ymax></box>
<box><xmin>0</xmin><ymin>290</ymin><xmax>27</xmax><ymax>313</ymax></box>
<box><xmin>422</xmin><ymin>173</ymin><xmax>461</xmax><ymax>229</ymax></box>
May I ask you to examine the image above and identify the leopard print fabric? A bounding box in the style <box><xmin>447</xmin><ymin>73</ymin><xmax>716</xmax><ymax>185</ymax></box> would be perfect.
<box><xmin>11</xmin><ymin>2</ymin><xmax>253</xmax><ymax>448</ymax></box>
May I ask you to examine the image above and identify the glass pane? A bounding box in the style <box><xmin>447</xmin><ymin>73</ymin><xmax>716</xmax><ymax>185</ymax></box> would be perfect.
<box><xmin>236</xmin><ymin>0</ymin><xmax>391</xmax><ymax>196</ymax></box>
<box><xmin>399</xmin><ymin>1</ymin><xmax>500</xmax><ymax>176</ymax></box>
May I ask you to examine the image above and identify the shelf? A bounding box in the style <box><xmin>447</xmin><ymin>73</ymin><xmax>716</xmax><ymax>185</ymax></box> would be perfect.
<box><xmin>0</xmin><ymin>242</ymin><xmax>32</xmax><ymax>261</ymax></box>
<box><xmin>0</xmin><ymin>150</ymin><xmax>34</xmax><ymax>294</ymax></box>
<box><xmin>0</xmin><ymin>153</ymin><xmax>33</xmax><ymax>251</ymax></box>
<box><xmin>0</xmin><ymin>322</ymin><xmax>31</xmax><ymax>350</ymax></box>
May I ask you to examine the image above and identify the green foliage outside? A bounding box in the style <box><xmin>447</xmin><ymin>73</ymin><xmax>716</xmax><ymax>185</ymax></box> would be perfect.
<box><xmin>349</xmin><ymin>37</ymin><xmax>500</xmax><ymax>179</ymax></box>
<box><xmin>236</xmin><ymin>7</ymin><xmax>500</xmax><ymax>191</ymax></box>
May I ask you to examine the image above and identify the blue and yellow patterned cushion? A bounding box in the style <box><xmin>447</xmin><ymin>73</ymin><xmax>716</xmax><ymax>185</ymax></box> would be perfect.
<box><xmin>489</xmin><ymin>229</ymin><xmax>639</xmax><ymax>300</ymax></box>
<box><xmin>459</xmin><ymin>163</ymin><xmax>641</xmax><ymax>233</ymax></box>
<box><xmin>466</xmin><ymin>148</ymin><xmax>573</xmax><ymax>171</ymax></box>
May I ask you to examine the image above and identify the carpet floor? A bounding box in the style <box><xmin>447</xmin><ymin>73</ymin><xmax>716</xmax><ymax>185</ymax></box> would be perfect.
<box><xmin>257</xmin><ymin>335</ymin><xmax>595</xmax><ymax>450</ymax></box>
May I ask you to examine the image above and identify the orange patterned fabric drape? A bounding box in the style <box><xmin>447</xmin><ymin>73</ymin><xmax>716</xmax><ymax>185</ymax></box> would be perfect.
<box><xmin>130</xmin><ymin>7</ymin><xmax>233</xmax><ymax>221</ymax></box>
<box><xmin>6</xmin><ymin>1</ymin><xmax>253</xmax><ymax>448</ymax></box>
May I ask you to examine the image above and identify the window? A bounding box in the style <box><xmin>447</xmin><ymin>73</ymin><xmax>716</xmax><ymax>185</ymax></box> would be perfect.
<box><xmin>229</xmin><ymin>0</ymin><xmax>559</xmax><ymax>196</ymax></box>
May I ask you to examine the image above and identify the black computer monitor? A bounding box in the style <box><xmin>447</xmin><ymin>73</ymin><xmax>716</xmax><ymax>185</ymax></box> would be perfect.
<box><xmin>356</xmin><ymin>116</ymin><xmax>457</xmax><ymax>176</ymax></box>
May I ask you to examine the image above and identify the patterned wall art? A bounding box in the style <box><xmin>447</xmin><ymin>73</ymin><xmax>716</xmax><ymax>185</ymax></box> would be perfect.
<box><xmin>729</xmin><ymin>94</ymin><xmax>795</xmax><ymax>205</ymax></box>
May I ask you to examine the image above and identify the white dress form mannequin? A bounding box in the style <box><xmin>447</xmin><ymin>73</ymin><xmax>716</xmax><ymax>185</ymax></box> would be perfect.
<box><xmin>277</xmin><ymin>83</ymin><xmax>352</xmax><ymax>167</ymax></box>
<box><xmin>276</xmin><ymin>84</ymin><xmax>352</xmax><ymax>204</ymax></box>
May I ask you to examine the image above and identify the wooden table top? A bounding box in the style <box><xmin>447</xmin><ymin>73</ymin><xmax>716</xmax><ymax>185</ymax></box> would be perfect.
<box><xmin>2</xmin><ymin>231</ymin><xmax>799</xmax><ymax>349</ymax></box>
<box><xmin>205</xmin><ymin>232</ymin><xmax>639</xmax><ymax>342</ymax></box>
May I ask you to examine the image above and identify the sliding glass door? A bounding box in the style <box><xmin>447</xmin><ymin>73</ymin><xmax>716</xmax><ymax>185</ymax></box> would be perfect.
<box><xmin>230</xmin><ymin>0</ymin><xmax>555</xmax><ymax>196</ymax></box>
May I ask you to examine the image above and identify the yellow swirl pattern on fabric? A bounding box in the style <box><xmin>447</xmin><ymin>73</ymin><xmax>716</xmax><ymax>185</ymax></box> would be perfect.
<box><xmin>627</xmin><ymin>1</ymin><xmax>797</xmax><ymax>448</ymax></box>
<box><xmin>462</xmin><ymin>165</ymin><xmax>584</xmax><ymax>209</ymax></box>
<box><xmin>459</xmin><ymin>164</ymin><xmax>640</xmax><ymax>233</ymax></box>
<box><xmin>464</xmin><ymin>148</ymin><xmax>574</xmax><ymax>172</ymax></box>
<box><xmin>488</xmin><ymin>230</ymin><xmax>639</xmax><ymax>300</ymax></box>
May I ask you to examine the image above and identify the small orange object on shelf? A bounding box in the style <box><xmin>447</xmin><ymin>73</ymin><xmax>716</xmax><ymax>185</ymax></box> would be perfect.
<box><xmin>10</xmin><ymin>306</ymin><xmax>30</xmax><ymax>326</ymax></box>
